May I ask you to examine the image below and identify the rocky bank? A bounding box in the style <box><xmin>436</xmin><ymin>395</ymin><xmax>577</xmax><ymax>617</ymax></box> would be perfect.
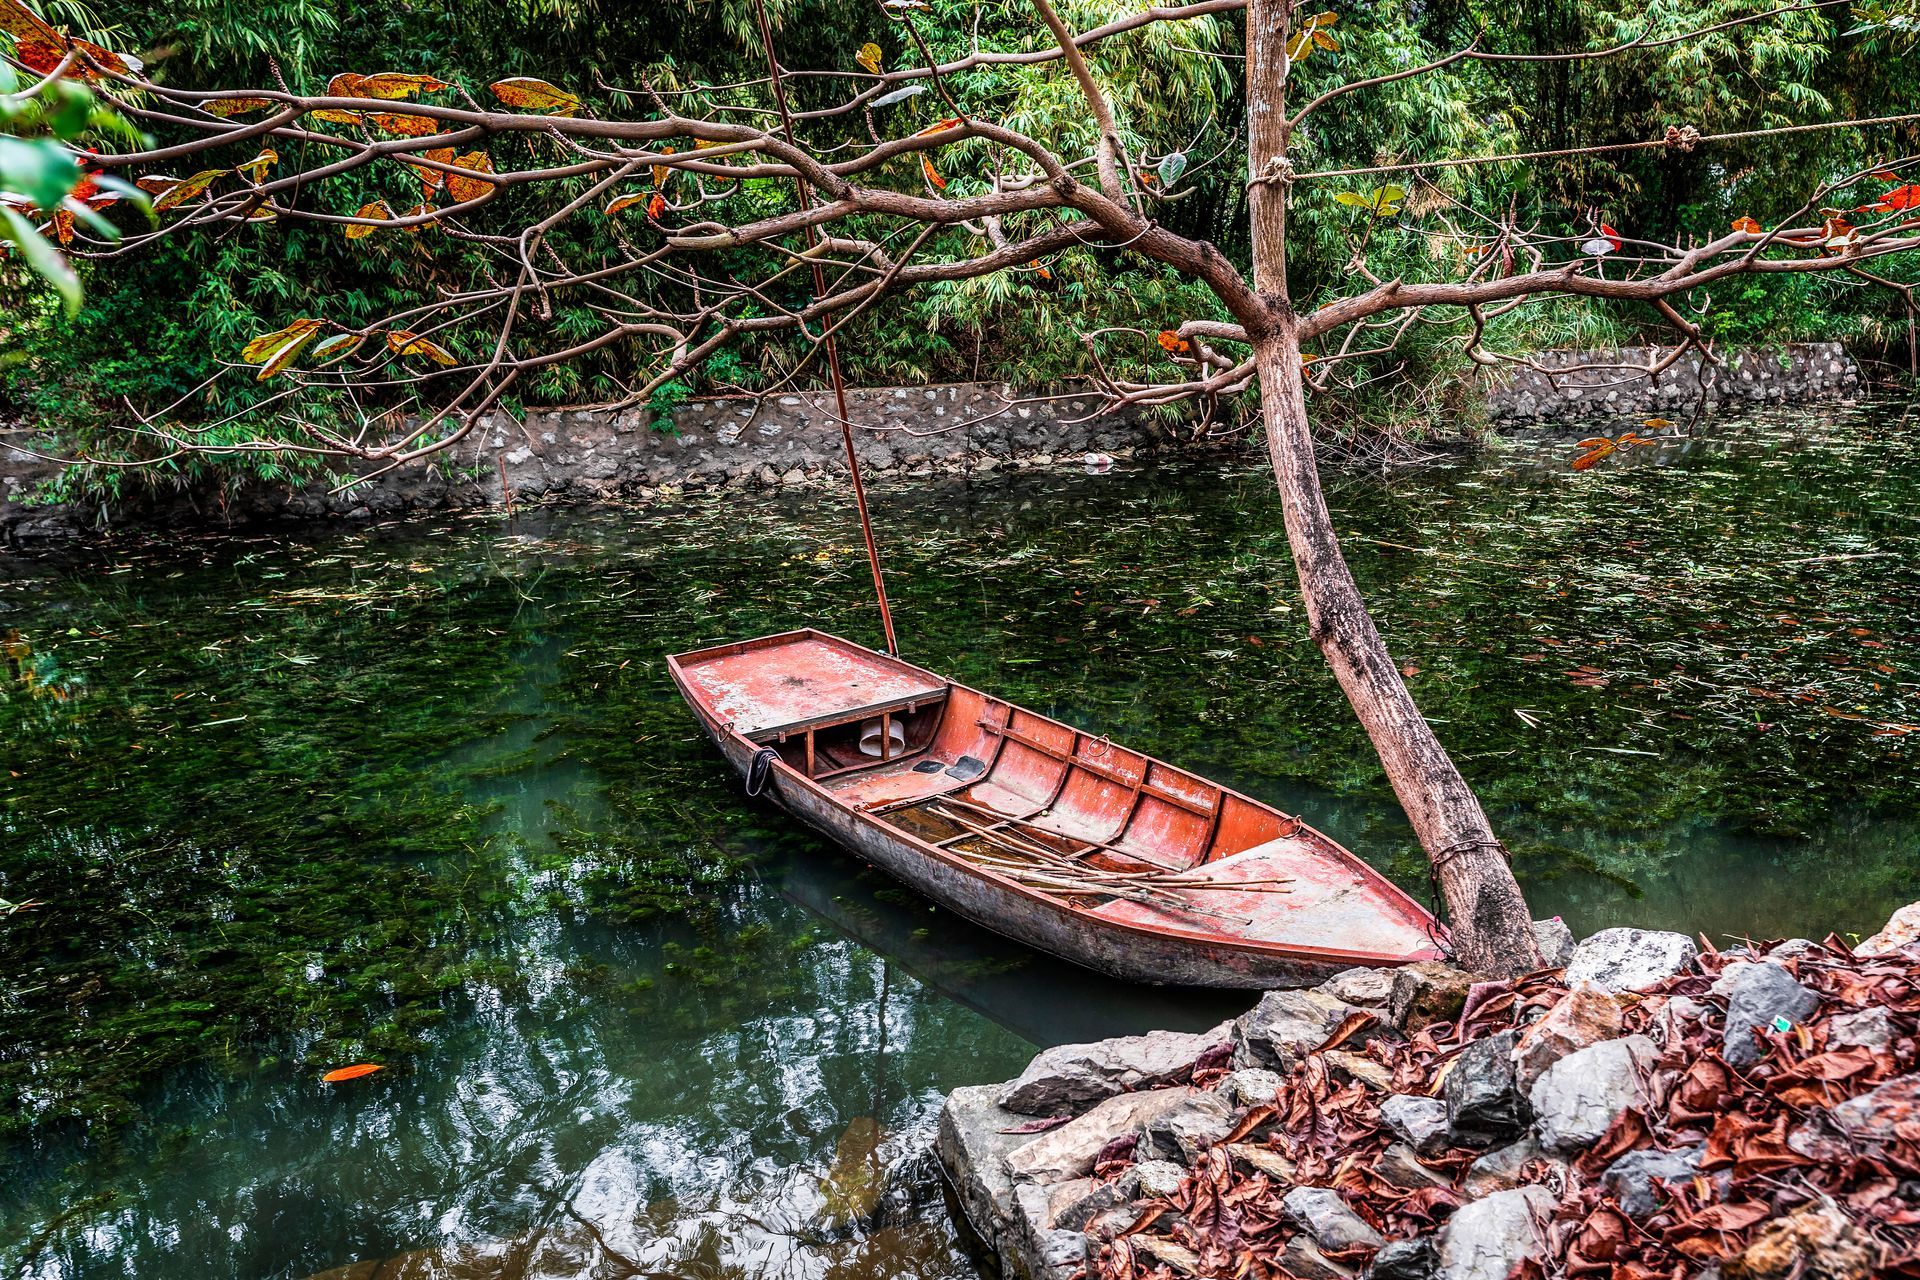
<box><xmin>938</xmin><ymin>903</ymin><xmax>1920</xmax><ymax>1280</ymax></box>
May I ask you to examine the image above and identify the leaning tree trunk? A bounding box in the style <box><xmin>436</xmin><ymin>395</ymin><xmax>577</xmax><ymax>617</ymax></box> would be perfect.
<box><xmin>1241</xmin><ymin>0</ymin><xmax>1542</xmax><ymax>977</ymax></box>
<box><xmin>1249</xmin><ymin>327</ymin><xmax>1541</xmax><ymax>976</ymax></box>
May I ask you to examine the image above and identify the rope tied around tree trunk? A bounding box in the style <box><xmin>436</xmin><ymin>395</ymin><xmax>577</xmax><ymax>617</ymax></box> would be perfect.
<box><xmin>1423</xmin><ymin>836</ymin><xmax>1513</xmax><ymax>955</ymax></box>
<box><xmin>1246</xmin><ymin>154</ymin><xmax>1296</xmax><ymax>190</ymax></box>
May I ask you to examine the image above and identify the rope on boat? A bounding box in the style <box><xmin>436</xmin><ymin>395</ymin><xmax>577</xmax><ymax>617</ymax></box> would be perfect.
<box><xmin>920</xmin><ymin>796</ymin><xmax>1288</xmax><ymax>927</ymax></box>
<box><xmin>752</xmin><ymin>0</ymin><xmax>900</xmax><ymax>659</ymax></box>
<box><xmin>746</xmin><ymin>747</ymin><xmax>781</xmax><ymax>798</ymax></box>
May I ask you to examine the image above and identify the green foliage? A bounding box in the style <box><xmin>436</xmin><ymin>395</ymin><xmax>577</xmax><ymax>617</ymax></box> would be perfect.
<box><xmin>0</xmin><ymin>48</ymin><xmax>147</xmax><ymax>315</ymax></box>
<box><xmin>646</xmin><ymin>377</ymin><xmax>692</xmax><ymax>432</ymax></box>
<box><xmin>2</xmin><ymin>0</ymin><xmax>1915</xmax><ymax>485</ymax></box>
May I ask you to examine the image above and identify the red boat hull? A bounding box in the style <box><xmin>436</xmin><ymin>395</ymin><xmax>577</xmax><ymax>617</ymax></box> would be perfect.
<box><xmin>668</xmin><ymin>630</ymin><xmax>1446</xmax><ymax>988</ymax></box>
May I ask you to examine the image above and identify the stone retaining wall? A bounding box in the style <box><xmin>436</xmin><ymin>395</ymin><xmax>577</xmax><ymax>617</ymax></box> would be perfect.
<box><xmin>1</xmin><ymin>382</ymin><xmax>1201</xmax><ymax>544</ymax></box>
<box><xmin>0</xmin><ymin>342</ymin><xmax>1870</xmax><ymax>544</ymax></box>
<box><xmin>1484</xmin><ymin>340</ymin><xmax>1860</xmax><ymax>424</ymax></box>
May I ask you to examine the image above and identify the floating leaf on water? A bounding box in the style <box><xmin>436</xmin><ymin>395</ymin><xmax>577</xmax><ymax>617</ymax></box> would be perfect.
<box><xmin>321</xmin><ymin>1063</ymin><xmax>384</xmax><ymax>1082</ymax></box>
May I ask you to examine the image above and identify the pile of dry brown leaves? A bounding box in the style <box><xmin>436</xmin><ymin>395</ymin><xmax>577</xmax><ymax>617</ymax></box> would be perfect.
<box><xmin>1091</xmin><ymin>936</ymin><xmax>1920</xmax><ymax>1280</ymax></box>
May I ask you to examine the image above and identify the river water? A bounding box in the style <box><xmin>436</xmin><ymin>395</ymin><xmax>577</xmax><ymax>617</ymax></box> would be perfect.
<box><xmin>4</xmin><ymin>404</ymin><xmax>1918</xmax><ymax>1278</ymax></box>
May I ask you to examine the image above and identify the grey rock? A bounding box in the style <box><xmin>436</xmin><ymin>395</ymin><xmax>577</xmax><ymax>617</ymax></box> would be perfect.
<box><xmin>1829</xmin><ymin>1006</ymin><xmax>1897</xmax><ymax>1050</ymax></box>
<box><xmin>1379</xmin><ymin>1094</ymin><xmax>1451</xmax><ymax>1156</ymax></box>
<box><xmin>1236</xmin><ymin>990</ymin><xmax>1383</xmax><ymax>1071</ymax></box>
<box><xmin>1435</xmin><ymin>1186</ymin><xmax>1554</xmax><ymax>1280</ymax></box>
<box><xmin>1445</xmin><ymin>1029</ymin><xmax>1531</xmax><ymax>1148</ymax></box>
<box><xmin>1369</xmin><ymin>1236</ymin><xmax>1439</xmax><ymax>1280</ymax></box>
<box><xmin>936</xmin><ymin>1084</ymin><xmax>1030</xmax><ymax>1253</ymax></box>
<box><xmin>1829</xmin><ymin>1071</ymin><xmax>1920</xmax><ymax>1146</ymax></box>
<box><xmin>1563</xmin><ymin>928</ymin><xmax>1698</xmax><ymax>992</ymax></box>
<box><xmin>1218</xmin><ymin>1068</ymin><xmax>1284</xmax><ymax>1110</ymax></box>
<box><xmin>1768</xmin><ymin>937</ymin><xmax>1820</xmax><ymax>961</ymax></box>
<box><xmin>1140</xmin><ymin>1089</ymin><xmax>1236</xmax><ymax>1165</ymax></box>
<box><xmin>1529</xmin><ymin>1035</ymin><xmax>1659</xmax><ymax>1155</ymax></box>
<box><xmin>1512</xmin><ymin>984</ymin><xmax>1627</xmax><ymax>1092</ymax></box>
<box><xmin>1325</xmin><ymin>1050</ymin><xmax>1394</xmax><ymax>1092</ymax></box>
<box><xmin>1011</xmin><ymin>1182</ymin><xmax>1092</xmax><ymax>1280</ymax></box>
<box><xmin>1005</xmin><ymin>1087</ymin><xmax>1207</xmax><ymax>1184</ymax></box>
<box><xmin>1388</xmin><ymin>962</ymin><xmax>1478</xmax><ymax>1031</ymax></box>
<box><xmin>1284</xmin><ymin>1186</ymin><xmax>1386</xmax><ymax>1252</ymax></box>
<box><xmin>1133</xmin><ymin>1236</ymin><xmax>1200</xmax><ymax>1276</ymax></box>
<box><xmin>1461</xmin><ymin>1135</ymin><xmax>1549</xmax><ymax>1198</ymax></box>
<box><xmin>1320</xmin><ymin>966</ymin><xmax>1396</xmax><ymax>1008</ymax></box>
<box><xmin>1133</xmin><ymin>1159</ymin><xmax>1187</xmax><ymax>1199</ymax></box>
<box><xmin>1046</xmin><ymin>1170</ymin><xmax>1139</xmax><ymax>1234</ymax></box>
<box><xmin>1721</xmin><ymin>961</ymin><xmax>1820</xmax><ymax>1067</ymax></box>
<box><xmin>1281</xmin><ymin>1236</ymin><xmax>1358</xmax><ymax>1280</ymax></box>
<box><xmin>1376</xmin><ymin>1143</ymin><xmax>1450</xmax><ymax>1191</ymax></box>
<box><xmin>1533</xmin><ymin>918</ymin><xmax>1576</xmax><ymax>968</ymax></box>
<box><xmin>1601</xmin><ymin>1146</ymin><xmax>1703</xmax><ymax>1219</ymax></box>
<box><xmin>1225</xmin><ymin>1143</ymin><xmax>1298</xmax><ymax>1182</ymax></box>
<box><xmin>998</xmin><ymin>1021</ymin><xmax>1233</xmax><ymax>1115</ymax></box>
<box><xmin>1860</xmin><ymin>901</ymin><xmax>1920</xmax><ymax>954</ymax></box>
<box><xmin>1083</xmin><ymin>1206</ymin><xmax>1142</xmax><ymax>1244</ymax></box>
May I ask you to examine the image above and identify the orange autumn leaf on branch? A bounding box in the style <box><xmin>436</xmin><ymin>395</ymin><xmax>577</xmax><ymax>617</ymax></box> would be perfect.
<box><xmin>369</xmin><ymin>112</ymin><xmax>439</xmax><ymax>139</ymax></box>
<box><xmin>310</xmin><ymin>332</ymin><xmax>366</xmax><ymax>365</ymax></box>
<box><xmin>321</xmin><ymin>1063</ymin><xmax>384</xmax><ymax>1083</ymax></box>
<box><xmin>240</xmin><ymin>318</ymin><xmax>325</xmax><ymax>380</ymax></box>
<box><xmin>652</xmin><ymin>147</ymin><xmax>676</xmax><ymax>191</ymax></box>
<box><xmin>1157</xmin><ymin>330</ymin><xmax>1190</xmax><ymax>354</ymax></box>
<box><xmin>344</xmin><ymin>201</ymin><xmax>391</xmax><ymax>239</ymax></box>
<box><xmin>236</xmin><ymin>149</ymin><xmax>277</xmax><ymax>183</ymax></box>
<box><xmin>200</xmin><ymin>97</ymin><xmax>275</xmax><ymax>117</ymax></box>
<box><xmin>445</xmin><ymin>152</ymin><xmax>497</xmax><ymax>203</ymax></box>
<box><xmin>354</xmin><ymin>72</ymin><xmax>452</xmax><ymax>100</ymax></box>
<box><xmin>1731</xmin><ymin>215</ymin><xmax>1763</xmax><ymax>234</ymax></box>
<box><xmin>913</xmin><ymin>118</ymin><xmax>963</xmax><ymax>138</ymax></box>
<box><xmin>143</xmin><ymin>169</ymin><xmax>227</xmax><ymax>214</ymax></box>
<box><xmin>605</xmin><ymin>193</ymin><xmax>649</xmax><ymax>217</ymax></box>
<box><xmin>920</xmin><ymin>155</ymin><xmax>946</xmax><ymax>190</ymax></box>
<box><xmin>1859</xmin><ymin>184</ymin><xmax>1920</xmax><ymax>213</ymax></box>
<box><xmin>0</xmin><ymin>0</ymin><xmax>140</xmax><ymax>79</ymax></box>
<box><xmin>387</xmin><ymin>330</ymin><xmax>458</xmax><ymax>365</ymax></box>
<box><xmin>488</xmin><ymin>77</ymin><xmax>580</xmax><ymax>116</ymax></box>
<box><xmin>401</xmin><ymin>147</ymin><xmax>456</xmax><ymax>195</ymax></box>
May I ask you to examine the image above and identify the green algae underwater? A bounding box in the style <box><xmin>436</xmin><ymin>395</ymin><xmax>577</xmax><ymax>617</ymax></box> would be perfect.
<box><xmin>3</xmin><ymin>402</ymin><xmax>1920</xmax><ymax>1277</ymax></box>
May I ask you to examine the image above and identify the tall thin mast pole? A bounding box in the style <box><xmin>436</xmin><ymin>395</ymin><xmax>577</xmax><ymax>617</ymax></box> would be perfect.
<box><xmin>752</xmin><ymin>0</ymin><xmax>901</xmax><ymax>658</ymax></box>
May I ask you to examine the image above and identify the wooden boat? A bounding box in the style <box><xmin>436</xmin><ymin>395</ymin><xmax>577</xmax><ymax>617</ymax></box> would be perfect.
<box><xmin>668</xmin><ymin>630</ymin><xmax>1447</xmax><ymax>987</ymax></box>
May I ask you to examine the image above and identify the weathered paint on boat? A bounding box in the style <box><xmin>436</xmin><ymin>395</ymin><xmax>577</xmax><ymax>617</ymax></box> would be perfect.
<box><xmin>668</xmin><ymin>630</ymin><xmax>1447</xmax><ymax>987</ymax></box>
